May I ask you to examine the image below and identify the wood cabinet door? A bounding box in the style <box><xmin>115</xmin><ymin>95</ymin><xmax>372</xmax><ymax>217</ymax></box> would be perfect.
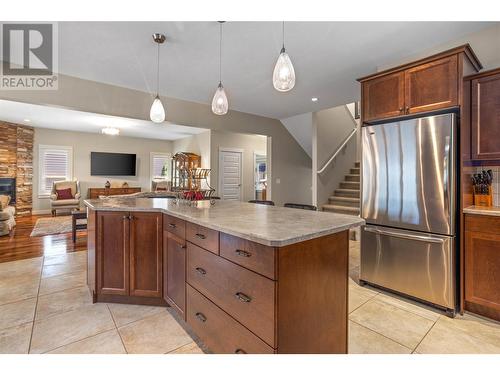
<box><xmin>465</xmin><ymin>229</ymin><xmax>500</xmax><ymax>314</ymax></box>
<box><xmin>129</xmin><ymin>212</ymin><xmax>163</xmax><ymax>298</ymax></box>
<box><xmin>166</xmin><ymin>232</ymin><xmax>186</xmax><ymax>317</ymax></box>
<box><xmin>362</xmin><ymin>71</ymin><xmax>405</xmax><ymax>122</ymax></box>
<box><xmin>97</xmin><ymin>211</ymin><xmax>130</xmax><ymax>296</ymax></box>
<box><xmin>471</xmin><ymin>72</ymin><xmax>500</xmax><ymax>160</ymax></box>
<box><xmin>405</xmin><ymin>55</ymin><xmax>458</xmax><ymax>115</ymax></box>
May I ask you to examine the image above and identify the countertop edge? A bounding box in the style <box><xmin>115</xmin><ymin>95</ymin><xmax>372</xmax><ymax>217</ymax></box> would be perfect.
<box><xmin>83</xmin><ymin>200</ymin><xmax>365</xmax><ymax>247</ymax></box>
<box><xmin>463</xmin><ymin>205</ymin><xmax>500</xmax><ymax>217</ymax></box>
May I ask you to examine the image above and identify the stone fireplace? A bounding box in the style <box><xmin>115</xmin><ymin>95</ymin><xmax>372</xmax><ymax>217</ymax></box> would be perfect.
<box><xmin>0</xmin><ymin>122</ymin><xmax>34</xmax><ymax>216</ymax></box>
<box><xmin>0</xmin><ymin>178</ymin><xmax>16</xmax><ymax>204</ymax></box>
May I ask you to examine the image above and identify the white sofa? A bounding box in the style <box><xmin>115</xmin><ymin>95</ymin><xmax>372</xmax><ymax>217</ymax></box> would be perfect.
<box><xmin>0</xmin><ymin>205</ymin><xmax>15</xmax><ymax>236</ymax></box>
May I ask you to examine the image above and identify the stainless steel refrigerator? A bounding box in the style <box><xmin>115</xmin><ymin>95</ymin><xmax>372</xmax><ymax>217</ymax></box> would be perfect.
<box><xmin>360</xmin><ymin>113</ymin><xmax>457</xmax><ymax>312</ymax></box>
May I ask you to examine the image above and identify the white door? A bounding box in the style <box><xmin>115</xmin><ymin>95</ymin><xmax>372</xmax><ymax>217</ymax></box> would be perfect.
<box><xmin>219</xmin><ymin>149</ymin><xmax>242</xmax><ymax>201</ymax></box>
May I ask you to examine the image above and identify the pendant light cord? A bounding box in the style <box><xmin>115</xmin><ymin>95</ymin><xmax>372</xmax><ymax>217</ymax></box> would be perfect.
<box><xmin>282</xmin><ymin>21</ymin><xmax>285</xmax><ymax>50</ymax></box>
<box><xmin>156</xmin><ymin>41</ymin><xmax>160</xmax><ymax>96</ymax></box>
<box><xmin>219</xmin><ymin>22</ymin><xmax>223</xmax><ymax>85</ymax></box>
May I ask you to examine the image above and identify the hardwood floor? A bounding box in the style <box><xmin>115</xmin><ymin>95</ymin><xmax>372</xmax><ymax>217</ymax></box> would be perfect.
<box><xmin>0</xmin><ymin>214</ymin><xmax>87</xmax><ymax>263</ymax></box>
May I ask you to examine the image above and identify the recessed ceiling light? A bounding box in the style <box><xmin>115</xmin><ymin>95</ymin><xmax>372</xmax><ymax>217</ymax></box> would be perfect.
<box><xmin>23</xmin><ymin>119</ymin><xmax>31</xmax><ymax>122</ymax></box>
<box><xmin>101</xmin><ymin>127</ymin><xmax>120</xmax><ymax>136</ymax></box>
<box><xmin>311</xmin><ymin>97</ymin><xmax>319</xmax><ymax>102</ymax></box>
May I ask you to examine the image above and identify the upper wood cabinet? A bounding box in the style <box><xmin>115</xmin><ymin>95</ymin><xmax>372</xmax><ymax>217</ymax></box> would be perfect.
<box><xmin>405</xmin><ymin>55</ymin><xmax>458</xmax><ymax>114</ymax></box>
<box><xmin>362</xmin><ymin>71</ymin><xmax>405</xmax><ymax>122</ymax></box>
<box><xmin>470</xmin><ymin>69</ymin><xmax>500</xmax><ymax>160</ymax></box>
<box><xmin>358</xmin><ymin>45</ymin><xmax>481</xmax><ymax>124</ymax></box>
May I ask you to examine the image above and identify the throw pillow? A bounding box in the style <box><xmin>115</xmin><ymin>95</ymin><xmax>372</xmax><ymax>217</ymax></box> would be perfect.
<box><xmin>0</xmin><ymin>195</ymin><xmax>10</xmax><ymax>210</ymax></box>
<box><xmin>56</xmin><ymin>188</ymin><xmax>73</xmax><ymax>200</ymax></box>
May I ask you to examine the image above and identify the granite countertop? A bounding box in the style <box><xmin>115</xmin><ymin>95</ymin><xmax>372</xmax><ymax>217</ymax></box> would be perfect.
<box><xmin>463</xmin><ymin>205</ymin><xmax>500</xmax><ymax>217</ymax></box>
<box><xmin>84</xmin><ymin>198</ymin><xmax>365</xmax><ymax>247</ymax></box>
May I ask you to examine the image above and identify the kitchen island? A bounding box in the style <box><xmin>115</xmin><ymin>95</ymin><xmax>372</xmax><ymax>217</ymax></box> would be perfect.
<box><xmin>84</xmin><ymin>198</ymin><xmax>364</xmax><ymax>354</ymax></box>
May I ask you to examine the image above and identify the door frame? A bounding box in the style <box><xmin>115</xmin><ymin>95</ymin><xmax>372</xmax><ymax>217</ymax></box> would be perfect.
<box><xmin>218</xmin><ymin>147</ymin><xmax>244</xmax><ymax>201</ymax></box>
<box><xmin>253</xmin><ymin>151</ymin><xmax>267</xmax><ymax>200</ymax></box>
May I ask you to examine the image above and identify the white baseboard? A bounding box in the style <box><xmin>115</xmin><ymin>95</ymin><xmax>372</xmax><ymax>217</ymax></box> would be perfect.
<box><xmin>31</xmin><ymin>209</ymin><xmax>52</xmax><ymax>215</ymax></box>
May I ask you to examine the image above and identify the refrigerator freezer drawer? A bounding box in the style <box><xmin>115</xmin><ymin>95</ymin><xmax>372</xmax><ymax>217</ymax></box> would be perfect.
<box><xmin>360</xmin><ymin>225</ymin><xmax>455</xmax><ymax>309</ymax></box>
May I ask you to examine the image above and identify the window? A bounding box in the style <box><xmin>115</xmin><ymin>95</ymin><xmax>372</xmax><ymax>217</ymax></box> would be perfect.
<box><xmin>38</xmin><ymin>145</ymin><xmax>73</xmax><ymax>197</ymax></box>
<box><xmin>150</xmin><ymin>152</ymin><xmax>171</xmax><ymax>181</ymax></box>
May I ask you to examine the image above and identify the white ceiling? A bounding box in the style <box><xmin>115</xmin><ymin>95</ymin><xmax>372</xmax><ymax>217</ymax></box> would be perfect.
<box><xmin>48</xmin><ymin>21</ymin><xmax>493</xmax><ymax>119</ymax></box>
<box><xmin>0</xmin><ymin>99</ymin><xmax>208</xmax><ymax>140</ymax></box>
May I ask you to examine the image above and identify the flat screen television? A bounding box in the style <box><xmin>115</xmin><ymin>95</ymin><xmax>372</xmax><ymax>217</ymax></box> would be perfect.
<box><xmin>90</xmin><ymin>152</ymin><xmax>137</xmax><ymax>176</ymax></box>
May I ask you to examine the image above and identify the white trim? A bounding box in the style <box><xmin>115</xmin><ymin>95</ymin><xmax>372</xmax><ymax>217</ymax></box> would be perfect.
<box><xmin>149</xmin><ymin>152</ymin><xmax>171</xmax><ymax>182</ymax></box>
<box><xmin>266</xmin><ymin>136</ymin><xmax>272</xmax><ymax>201</ymax></box>
<box><xmin>253</xmin><ymin>151</ymin><xmax>267</xmax><ymax>200</ymax></box>
<box><xmin>31</xmin><ymin>209</ymin><xmax>54</xmax><ymax>215</ymax></box>
<box><xmin>218</xmin><ymin>148</ymin><xmax>243</xmax><ymax>201</ymax></box>
<box><xmin>38</xmin><ymin>144</ymin><xmax>74</xmax><ymax>198</ymax></box>
<box><xmin>218</xmin><ymin>147</ymin><xmax>244</xmax><ymax>153</ymax></box>
<box><xmin>312</xmin><ymin>115</ymin><xmax>318</xmax><ymax>206</ymax></box>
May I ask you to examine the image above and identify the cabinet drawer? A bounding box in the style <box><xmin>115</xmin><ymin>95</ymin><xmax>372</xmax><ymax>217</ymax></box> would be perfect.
<box><xmin>187</xmin><ymin>285</ymin><xmax>274</xmax><ymax>354</ymax></box>
<box><xmin>465</xmin><ymin>214</ymin><xmax>500</xmax><ymax>234</ymax></box>
<box><xmin>220</xmin><ymin>233</ymin><xmax>277</xmax><ymax>280</ymax></box>
<box><xmin>186</xmin><ymin>222</ymin><xmax>219</xmax><ymax>254</ymax></box>
<box><xmin>163</xmin><ymin>214</ymin><xmax>186</xmax><ymax>239</ymax></box>
<box><xmin>187</xmin><ymin>242</ymin><xmax>276</xmax><ymax>347</ymax></box>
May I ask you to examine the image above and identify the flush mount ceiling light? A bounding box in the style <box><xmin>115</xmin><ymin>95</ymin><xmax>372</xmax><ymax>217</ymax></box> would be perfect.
<box><xmin>23</xmin><ymin>119</ymin><xmax>31</xmax><ymax>122</ymax></box>
<box><xmin>211</xmin><ymin>21</ymin><xmax>229</xmax><ymax>116</ymax></box>
<box><xmin>273</xmin><ymin>21</ymin><xmax>296</xmax><ymax>92</ymax></box>
<box><xmin>150</xmin><ymin>33</ymin><xmax>166</xmax><ymax>123</ymax></box>
<box><xmin>101</xmin><ymin>127</ymin><xmax>120</xmax><ymax>136</ymax></box>
<box><xmin>311</xmin><ymin>97</ymin><xmax>319</xmax><ymax>102</ymax></box>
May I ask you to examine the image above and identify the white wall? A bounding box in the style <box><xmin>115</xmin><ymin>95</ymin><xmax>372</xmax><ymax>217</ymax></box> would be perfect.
<box><xmin>313</xmin><ymin>105</ymin><xmax>358</xmax><ymax>208</ymax></box>
<box><xmin>378</xmin><ymin>24</ymin><xmax>500</xmax><ymax>72</ymax></box>
<box><xmin>280</xmin><ymin>113</ymin><xmax>313</xmax><ymax>158</ymax></box>
<box><xmin>33</xmin><ymin>128</ymin><xmax>173</xmax><ymax>213</ymax></box>
<box><xmin>210</xmin><ymin>131</ymin><xmax>267</xmax><ymax>202</ymax></box>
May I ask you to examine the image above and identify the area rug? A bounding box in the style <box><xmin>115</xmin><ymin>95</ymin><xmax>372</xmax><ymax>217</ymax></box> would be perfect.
<box><xmin>30</xmin><ymin>216</ymin><xmax>75</xmax><ymax>237</ymax></box>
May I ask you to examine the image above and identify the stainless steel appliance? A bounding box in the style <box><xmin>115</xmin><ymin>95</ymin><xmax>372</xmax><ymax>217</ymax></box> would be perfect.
<box><xmin>360</xmin><ymin>113</ymin><xmax>457</xmax><ymax>312</ymax></box>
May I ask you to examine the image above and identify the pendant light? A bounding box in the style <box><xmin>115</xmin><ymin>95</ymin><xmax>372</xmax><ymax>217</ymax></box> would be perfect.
<box><xmin>212</xmin><ymin>21</ymin><xmax>229</xmax><ymax>115</ymax></box>
<box><xmin>273</xmin><ymin>21</ymin><xmax>296</xmax><ymax>92</ymax></box>
<box><xmin>150</xmin><ymin>33</ymin><xmax>166</xmax><ymax>123</ymax></box>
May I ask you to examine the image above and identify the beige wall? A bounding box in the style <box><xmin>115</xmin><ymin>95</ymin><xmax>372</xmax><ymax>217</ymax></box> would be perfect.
<box><xmin>0</xmin><ymin>72</ymin><xmax>312</xmax><ymax>207</ymax></box>
<box><xmin>33</xmin><ymin>128</ymin><xmax>173</xmax><ymax>213</ymax></box>
<box><xmin>313</xmin><ymin>105</ymin><xmax>358</xmax><ymax>208</ymax></box>
<box><xmin>210</xmin><ymin>131</ymin><xmax>267</xmax><ymax>202</ymax></box>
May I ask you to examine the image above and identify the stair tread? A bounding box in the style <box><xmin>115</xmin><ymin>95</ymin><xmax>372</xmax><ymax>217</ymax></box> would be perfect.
<box><xmin>335</xmin><ymin>188</ymin><xmax>360</xmax><ymax>192</ymax></box>
<box><xmin>329</xmin><ymin>196</ymin><xmax>360</xmax><ymax>202</ymax></box>
<box><xmin>322</xmin><ymin>204</ymin><xmax>360</xmax><ymax>212</ymax></box>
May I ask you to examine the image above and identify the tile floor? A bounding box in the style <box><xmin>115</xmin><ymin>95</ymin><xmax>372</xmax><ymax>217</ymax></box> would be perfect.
<box><xmin>1</xmin><ymin>242</ymin><xmax>500</xmax><ymax>354</ymax></box>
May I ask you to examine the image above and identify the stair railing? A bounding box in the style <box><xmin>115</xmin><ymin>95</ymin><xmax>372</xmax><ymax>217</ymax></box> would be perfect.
<box><xmin>317</xmin><ymin>126</ymin><xmax>358</xmax><ymax>175</ymax></box>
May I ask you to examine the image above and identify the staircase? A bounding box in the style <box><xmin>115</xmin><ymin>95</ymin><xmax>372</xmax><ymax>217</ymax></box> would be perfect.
<box><xmin>322</xmin><ymin>161</ymin><xmax>360</xmax><ymax>215</ymax></box>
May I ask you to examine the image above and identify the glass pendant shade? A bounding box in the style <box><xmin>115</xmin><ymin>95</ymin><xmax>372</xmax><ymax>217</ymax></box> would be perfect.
<box><xmin>150</xmin><ymin>95</ymin><xmax>165</xmax><ymax>123</ymax></box>
<box><xmin>273</xmin><ymin>48</ymin><xmax>296</xmax><ymax>92</ymax></box>
<box><xmin>212</xmin><ymin>83</ymin><xmax>229</xmax><ymax>115</ymax></box>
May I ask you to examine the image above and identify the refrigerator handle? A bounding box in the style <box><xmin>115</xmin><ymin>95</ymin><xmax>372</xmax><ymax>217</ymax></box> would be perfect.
<box><xmin>364</xmin><ymin>225</ymin><xmax>445</xmax><ymax>244</ymax></box>
<box><xmin>443</xmin><ymin>135</ymin><xmax>450</xmax><ymax>220</ymax></box>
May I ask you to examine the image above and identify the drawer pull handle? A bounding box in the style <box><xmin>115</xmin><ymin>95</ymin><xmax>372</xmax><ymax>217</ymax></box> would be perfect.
<box><xmin>181</xmin><ymin>244</ymin><xmax>187</xmax><ymax>249</ymax></box>
<box><xmin>169</xmin><ymin>223</ymin><xmax>176</xmax><ymax>228</ymax></box>
<box><xmin>195</xmin><ymin>233</ymin><xmax>207</xmax><ymax>239</ymax></box>
<box><xmin>195</xmin><ymin>312</ymin><xmax>207</xmax><ymax>323</ymax></box>
<box><xmin>235</xmin><ymin>292</ymin><xmax>252</xmax><ymax>303</ymax></box>
<box><xmin>235</xmin><ymin>349</ymin><xmax>247</xmax><ymax>354</ymax></box>
<box><xmin>122</xmin><ymin>215</ymin><xmax>129</xmax><ymax>220</ymax></box>
<box><xmin>195</xmin><ymin>267</ymin><xmax>207</xmax><ymax>275</ymax></box>
<box><xmin>235</xmin><ymin>249</ymin><xmax>251</xmax><ymax>257</ymax></box>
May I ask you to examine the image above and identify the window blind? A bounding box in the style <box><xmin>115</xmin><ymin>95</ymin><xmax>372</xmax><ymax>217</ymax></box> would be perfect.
<box><xmin>152</xmin><ymin>154</ymin><xmax>170</xmax><ymax>179</ymax></box>
<box><xmin>39</xmin><ymin>146</ymin><xmax>72</xmax><ymax>196</ymax></box>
